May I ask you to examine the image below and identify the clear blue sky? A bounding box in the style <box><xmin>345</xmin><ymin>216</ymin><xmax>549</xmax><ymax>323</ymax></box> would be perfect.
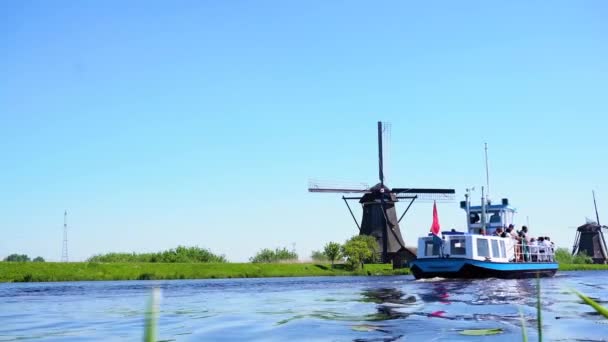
<box><xmin>1</xmin><ymin>1</ymin><xmax>607</xmax><ymax>262</ymax></box>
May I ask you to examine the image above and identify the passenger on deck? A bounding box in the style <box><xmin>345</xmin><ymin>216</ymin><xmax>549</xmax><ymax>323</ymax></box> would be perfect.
<box><xmin>494</xmin><ymin>227</ymin><xmax>504</xmax><ymax>237</ymax></box>
<box><xmin>520</xmin><ymin>226</ymin><xmax>530</xmax><ymax>241</ymax></box>
<box><xmin>529</xmin><ymin>238</ymin><xmax>538</xmax><ymax>262</ymax></box>
<box><xmin>543</xmin><ymin>237</ymin><xmax>554</xmax><ymax>261</ymax></box>
<box><xmin>508</xmin><ymin>225</ymin><xmax>522</xmax><ymax>262</ymax></box>
<box><xmin>500</xmin><ymin>226</ymin><xmax>508</xmax><ymax>238</ymax></box>
<box><xmin>537</xmin><ymin>237</ymin><xmax>547</xmax><ymax>261</ymax></box>
<box><xmin>520</xmin><ymin>226</ymin><xmax>530</xmax><ymax>261</ymax></box>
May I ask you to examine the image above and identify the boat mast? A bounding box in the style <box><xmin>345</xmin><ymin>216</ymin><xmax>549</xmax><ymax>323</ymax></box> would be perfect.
<box><xmin>481</xmin><ymin>186</ymin><xmax>486</xmax><ymax>234</ymax></box>
<box><xmin>484</xmin><ymin>142</ymin><xmax>490</xmax><ymax>202</ymax></box>
<box><xmin>465</xmin><ymin>187</ymin><xmax>475</xmax><ymax>233</ymax></box>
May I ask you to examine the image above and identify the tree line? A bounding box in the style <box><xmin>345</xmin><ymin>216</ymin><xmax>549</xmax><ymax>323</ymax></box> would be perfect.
<box><xmin>3</xmin><ymin>236</ymin><xmax>380</xmax><ymax>269</ymax></box>
<box><xmin>3</xmin><ymin>243</ymin><xmax>597</xmax><ymax>267</ymax></box>
<box><xmin>3</xmin><ymin>254</ymin><xmax>45</xmax><ymax>262</ymax></box>
<box><xmin>250</xmin><ymin>235</ymin><xmax>379</xmax><ymax>270</ymax></box>
<box><xmin>87</xmin><ymin>246</ymin><xmax>227</xmax><ymax>263</ymax></box>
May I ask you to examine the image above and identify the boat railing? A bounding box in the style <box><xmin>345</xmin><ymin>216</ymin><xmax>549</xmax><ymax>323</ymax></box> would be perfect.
<box><xmin>509</xmin><ymin>242</ymin><xmax>555</xmax><ymax>263</ymax></box>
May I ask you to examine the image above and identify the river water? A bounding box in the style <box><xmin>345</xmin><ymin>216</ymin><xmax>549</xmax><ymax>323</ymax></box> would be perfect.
<box><xmin>1</xmin><ymin>271</ymin><xmax>607</xmax><ymax>341</ymax></box>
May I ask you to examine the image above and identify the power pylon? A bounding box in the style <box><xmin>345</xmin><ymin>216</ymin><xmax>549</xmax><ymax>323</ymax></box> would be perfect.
<box><xmin>61</xmin><ymin>210</ymin><xmax>68</xmax><ymax>262</ymax></box>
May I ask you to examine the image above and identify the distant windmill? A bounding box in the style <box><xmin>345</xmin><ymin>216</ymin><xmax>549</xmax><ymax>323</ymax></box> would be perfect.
<box><xmin>572</xmin><ymin>191</ymin><xmax>608</xmax><ymax>264</ymax></box>
<box><xmin>308</xmin><ymin>121</ymin><xmax>455</xmax><ymax>265</ymax></box>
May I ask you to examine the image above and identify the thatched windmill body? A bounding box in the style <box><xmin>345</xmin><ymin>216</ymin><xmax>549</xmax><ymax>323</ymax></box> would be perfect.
<box><xmin>572</xmin><ymin>191</ymin><xmax>608</xmax><ymax>264</ymax></box>
<box><xmin>309</xmin><ymin>122</ymin><xmax>455</xmax><ymax>265</ymax></box>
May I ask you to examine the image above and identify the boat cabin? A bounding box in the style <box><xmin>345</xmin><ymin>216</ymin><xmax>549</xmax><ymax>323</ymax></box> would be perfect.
<box><xmin>461</xmin><ymin>198</ymin><xmax>515</xmax><ymax>235</ymax></box>
<box><xmin>417</xmin><ymin>233</ymin><xmax>511</xmax><ymax>262</ymax></box>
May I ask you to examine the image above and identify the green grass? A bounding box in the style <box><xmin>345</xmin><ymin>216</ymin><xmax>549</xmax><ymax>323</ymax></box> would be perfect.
<box><xmin>558</xmin><ymin>263</ymin><xmax>608</xmax><ymax>271</ymax></box>
<box><xmin>3</xmin><ymin>260</ymin><xmax>606</xmax><ymax>283</ymax></box>
<box><xmin>0</xmin><ymin>262</ymin><xmax>410</xmax><ymax>283</ymax></box>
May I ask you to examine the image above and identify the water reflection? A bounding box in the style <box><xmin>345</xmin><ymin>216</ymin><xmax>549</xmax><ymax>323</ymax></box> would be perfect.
<box><xmin>409</xmin><ymin>278</ymin><xmax>541</xmax><ymax>326</ymax></box>
<box><xmin>360</xmin><ymin>288</ymin><xmax>416</xmax><ymax>321</ymax></box>
<box><xmin>360</xmin><ymin>288</ymin><xmax>416</xmax><ymax>305</ymax></box>
<box><xmin>417</xmin><ymin>281</ymin><xmax>467</xmax><ymax>304</ymax></box>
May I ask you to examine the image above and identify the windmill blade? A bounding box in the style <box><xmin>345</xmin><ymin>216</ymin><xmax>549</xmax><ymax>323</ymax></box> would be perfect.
<box><xmin>391</xmin><ymin>188</ymin><xmax>456</xmax><ymax>195</ymax></box>
<box><xmin>392</xmin><ymin>188</ymin><xmax>456</xmax><ymax>201</ymax></box>
<box><xmin>395</xmin><ymin>194</ymin><xmax>455</xmax><ymax>202</ymax></box>
<box><xmin>308</xmin><ymin>179</ymin><xmax>371</xmax><ymax>193</ymax></box>
<box><xmin>593</xmin><ymin>190</ymin><xmax>601</xmax><ymax>226</ymax></box>
<box><xmin>383</xmin><ymin>122</ymin><xmax>391</xmax><ymax>186</ymax></box>
<box><xmin>377</xmin><ymin>121</ymin><xmax>384</xmax><ymax>185</ymax></box>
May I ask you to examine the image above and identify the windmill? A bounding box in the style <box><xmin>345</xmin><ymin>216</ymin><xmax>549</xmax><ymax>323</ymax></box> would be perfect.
<box><xmin>572</xmin><ymin>191</ymin><xmax>608</xmax><ymax>264</ymax></box>
<box><xmin>308</xmin><ymin>121</ymin><xmax>455</xmax><ymax>265</ymax></box>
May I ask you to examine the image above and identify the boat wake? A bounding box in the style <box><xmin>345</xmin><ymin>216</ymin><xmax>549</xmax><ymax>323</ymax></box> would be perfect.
<box><xmin>415</xmin><ymin>277</ymin><xmax>446</xmax><ymax>282</ymax></box>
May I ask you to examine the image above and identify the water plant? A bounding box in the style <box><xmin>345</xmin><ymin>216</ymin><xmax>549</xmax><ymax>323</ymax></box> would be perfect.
<box><xmin>572</xmin><ymin>289</ymin><xmax>608</xmax><ymax>319</ymax></box>
<box><xmin>459</xmin><ymin>328</ymin><xmax>503</xmax><ymax>336</ymax></box>
<box><xmin>144</xmin><ymin>288</ymin><xmax>160</xmax><ymax>342</ymax></box>
<box><xmin>536</xmin><ymin>275</ymin><xmax>542</xmax><ymax>342</ymax></box>
<box><xmin>523</xmin><ymin>274</ymin><xmax>608</xmax><ymax>342</ymax></box>
<box><xmin>518</xmin><ymin>307</ymin><xmax>528</xmax><ymax>342</ymax></box>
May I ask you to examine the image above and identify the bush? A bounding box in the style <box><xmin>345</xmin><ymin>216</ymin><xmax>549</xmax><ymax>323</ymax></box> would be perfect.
<box><xmin>359</xmin><ymin>235</ymin><xmax>380</xmax><ymax>263</ymax></box>
<box><xmin>4</xmin><ymin>254</ymin><xmax>30</xmax><ymax>262</ymax></box>
<box><xmin>573</xmin><ymin>252</ymin><xmax>594</xmax><ymax>264</ymax></box>
<box><xmin>555</xmin><ymin>248</ymin><xmax>593</xmax><ymax>264</ymax></box>
<box><xmin>250</xmin><ymin>247</ymin><xmax>298</xmax><ymax>263</ymax></box>
<box><xmin>554</xmin><ymin>248</ymin><xmax>571</xmax><ymax>263</ymax></box>
<box><xmin>33</xmin><ymin>256</ymin><xmax>45</xmax><ymax>262</ymax></box>
<box><xmin>87</xmin><ymin>246</ymin><xmax>227</xmax><ymax>263</ymax></box>
<box><xmin>341</xmin><ymin>235</ymin><xmax>379</xmax><ymax>270</ymax></box>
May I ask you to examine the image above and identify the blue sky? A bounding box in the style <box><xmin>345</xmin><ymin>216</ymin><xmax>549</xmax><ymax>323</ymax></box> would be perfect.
<box><xmin>1</xmin><ymin>1</ymin><xmax>607</xmax><ymax>262</ymax></box>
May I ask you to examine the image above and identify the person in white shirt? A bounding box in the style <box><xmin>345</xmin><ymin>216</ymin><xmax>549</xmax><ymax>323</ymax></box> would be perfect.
<box><xmin>537</xmin><ymin>237</ymin><xmax>547</xmax><ymax>262</ymax></box>
<box><xmin>543</xmin><ymin>236</ymin><xmax>554</xmax><ymax>261</ymax></box>
<box><xmin>529</xmin><ymin>238</ymin><xmax>538</xmax><ymax>262</ymax></box>
<box><xmin>507</xmin><ymin>225</ymin><xmax>522</xmax><ymax>261</ymax></box>
<box><xmin>520</xmin><ymin>226</ymin><xmax>530</xmax><ymax>261</ymax></box>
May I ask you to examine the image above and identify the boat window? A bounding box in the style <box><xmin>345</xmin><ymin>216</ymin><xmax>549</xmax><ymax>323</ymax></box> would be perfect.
<box><xmin>500</xmin><ymin>240</ymin><xmax>506</xmax><ymax>258</ymax></box>
<box><xmin>489</xmin><ymin>211</ymin><xmax>502</xmax><ymax>224</ymax></box>
<box><xmin>450</xmin><ymin>238</ymin><xmax>466</xmax><ymax>255</ymax></box>
<box><xmin>469</xmin><ymin>212</ymin><xmax>480</xmax><ymax>224</ymax></box>
<box><xmin>425</xmin><ymin>241</ymin><xmax>440</xmax><ymax>256</ymax></box>
<box><xmin>491</xmin><ymin>239</ymin><xmax>500</xmax><ymax>258</ymax></box>
<box><xmin>477</xmin><ymin>238</ymin><xmax>490</xmax><ymax>258</ymax></box>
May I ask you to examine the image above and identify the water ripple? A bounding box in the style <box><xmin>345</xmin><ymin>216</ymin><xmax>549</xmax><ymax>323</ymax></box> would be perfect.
<box><xmin>1</xmin><ymin>273</ymin><xmax>608</xmax><ymax>340</ymax></box>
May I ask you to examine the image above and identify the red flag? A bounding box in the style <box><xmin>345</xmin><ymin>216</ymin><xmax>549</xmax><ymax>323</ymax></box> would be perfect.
<box><xmin>430</xmin><ymin>201</ymin><xmax>441</xmax><ymax>235</ymax></box>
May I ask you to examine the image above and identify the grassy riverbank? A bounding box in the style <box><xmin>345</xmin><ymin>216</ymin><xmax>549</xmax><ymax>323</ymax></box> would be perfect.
<box><xmin>0</xmin><ymin>262</ymin><xmax>410</xmax><ymax>283</ymax></box>
<box><xmin>558</xmin><ymin>263</ymin><xmax>608</xmax><ymax>271</ymax></box>
<box><xmin>2</xmin><ymin>262</ymin><xmax>607</xmax><ymax>283</ymax></box>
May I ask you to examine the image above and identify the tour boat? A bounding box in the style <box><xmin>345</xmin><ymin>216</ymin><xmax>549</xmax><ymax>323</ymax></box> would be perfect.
<box><xmin>409</xmin><ymin>190</ymin><xmax>559</xmax><ymax>279</ymax></box>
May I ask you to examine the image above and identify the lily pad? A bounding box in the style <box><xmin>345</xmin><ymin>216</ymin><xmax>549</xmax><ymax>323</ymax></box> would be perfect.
<box><xmin>459</xmin><ymin>328</ymin><xmax>503</xmax><ymax>336</ymax></box>
<box><xmin>352</xmin><ymin>325</ymin><xmax>376</xmax><ymax>332</ymax></box>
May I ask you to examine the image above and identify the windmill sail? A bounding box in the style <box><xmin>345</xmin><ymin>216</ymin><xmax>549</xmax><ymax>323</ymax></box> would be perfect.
<box><xmin>308</xmin><ymin>121</ymin><xmax>455</xmax><ymax>265</ymax></box>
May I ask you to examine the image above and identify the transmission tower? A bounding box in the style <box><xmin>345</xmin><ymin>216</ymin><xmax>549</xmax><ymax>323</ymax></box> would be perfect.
<box><xmin>61</xmin><ymin>210</ymin><xmax>68</xmax><ymax>262</ymax></box>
